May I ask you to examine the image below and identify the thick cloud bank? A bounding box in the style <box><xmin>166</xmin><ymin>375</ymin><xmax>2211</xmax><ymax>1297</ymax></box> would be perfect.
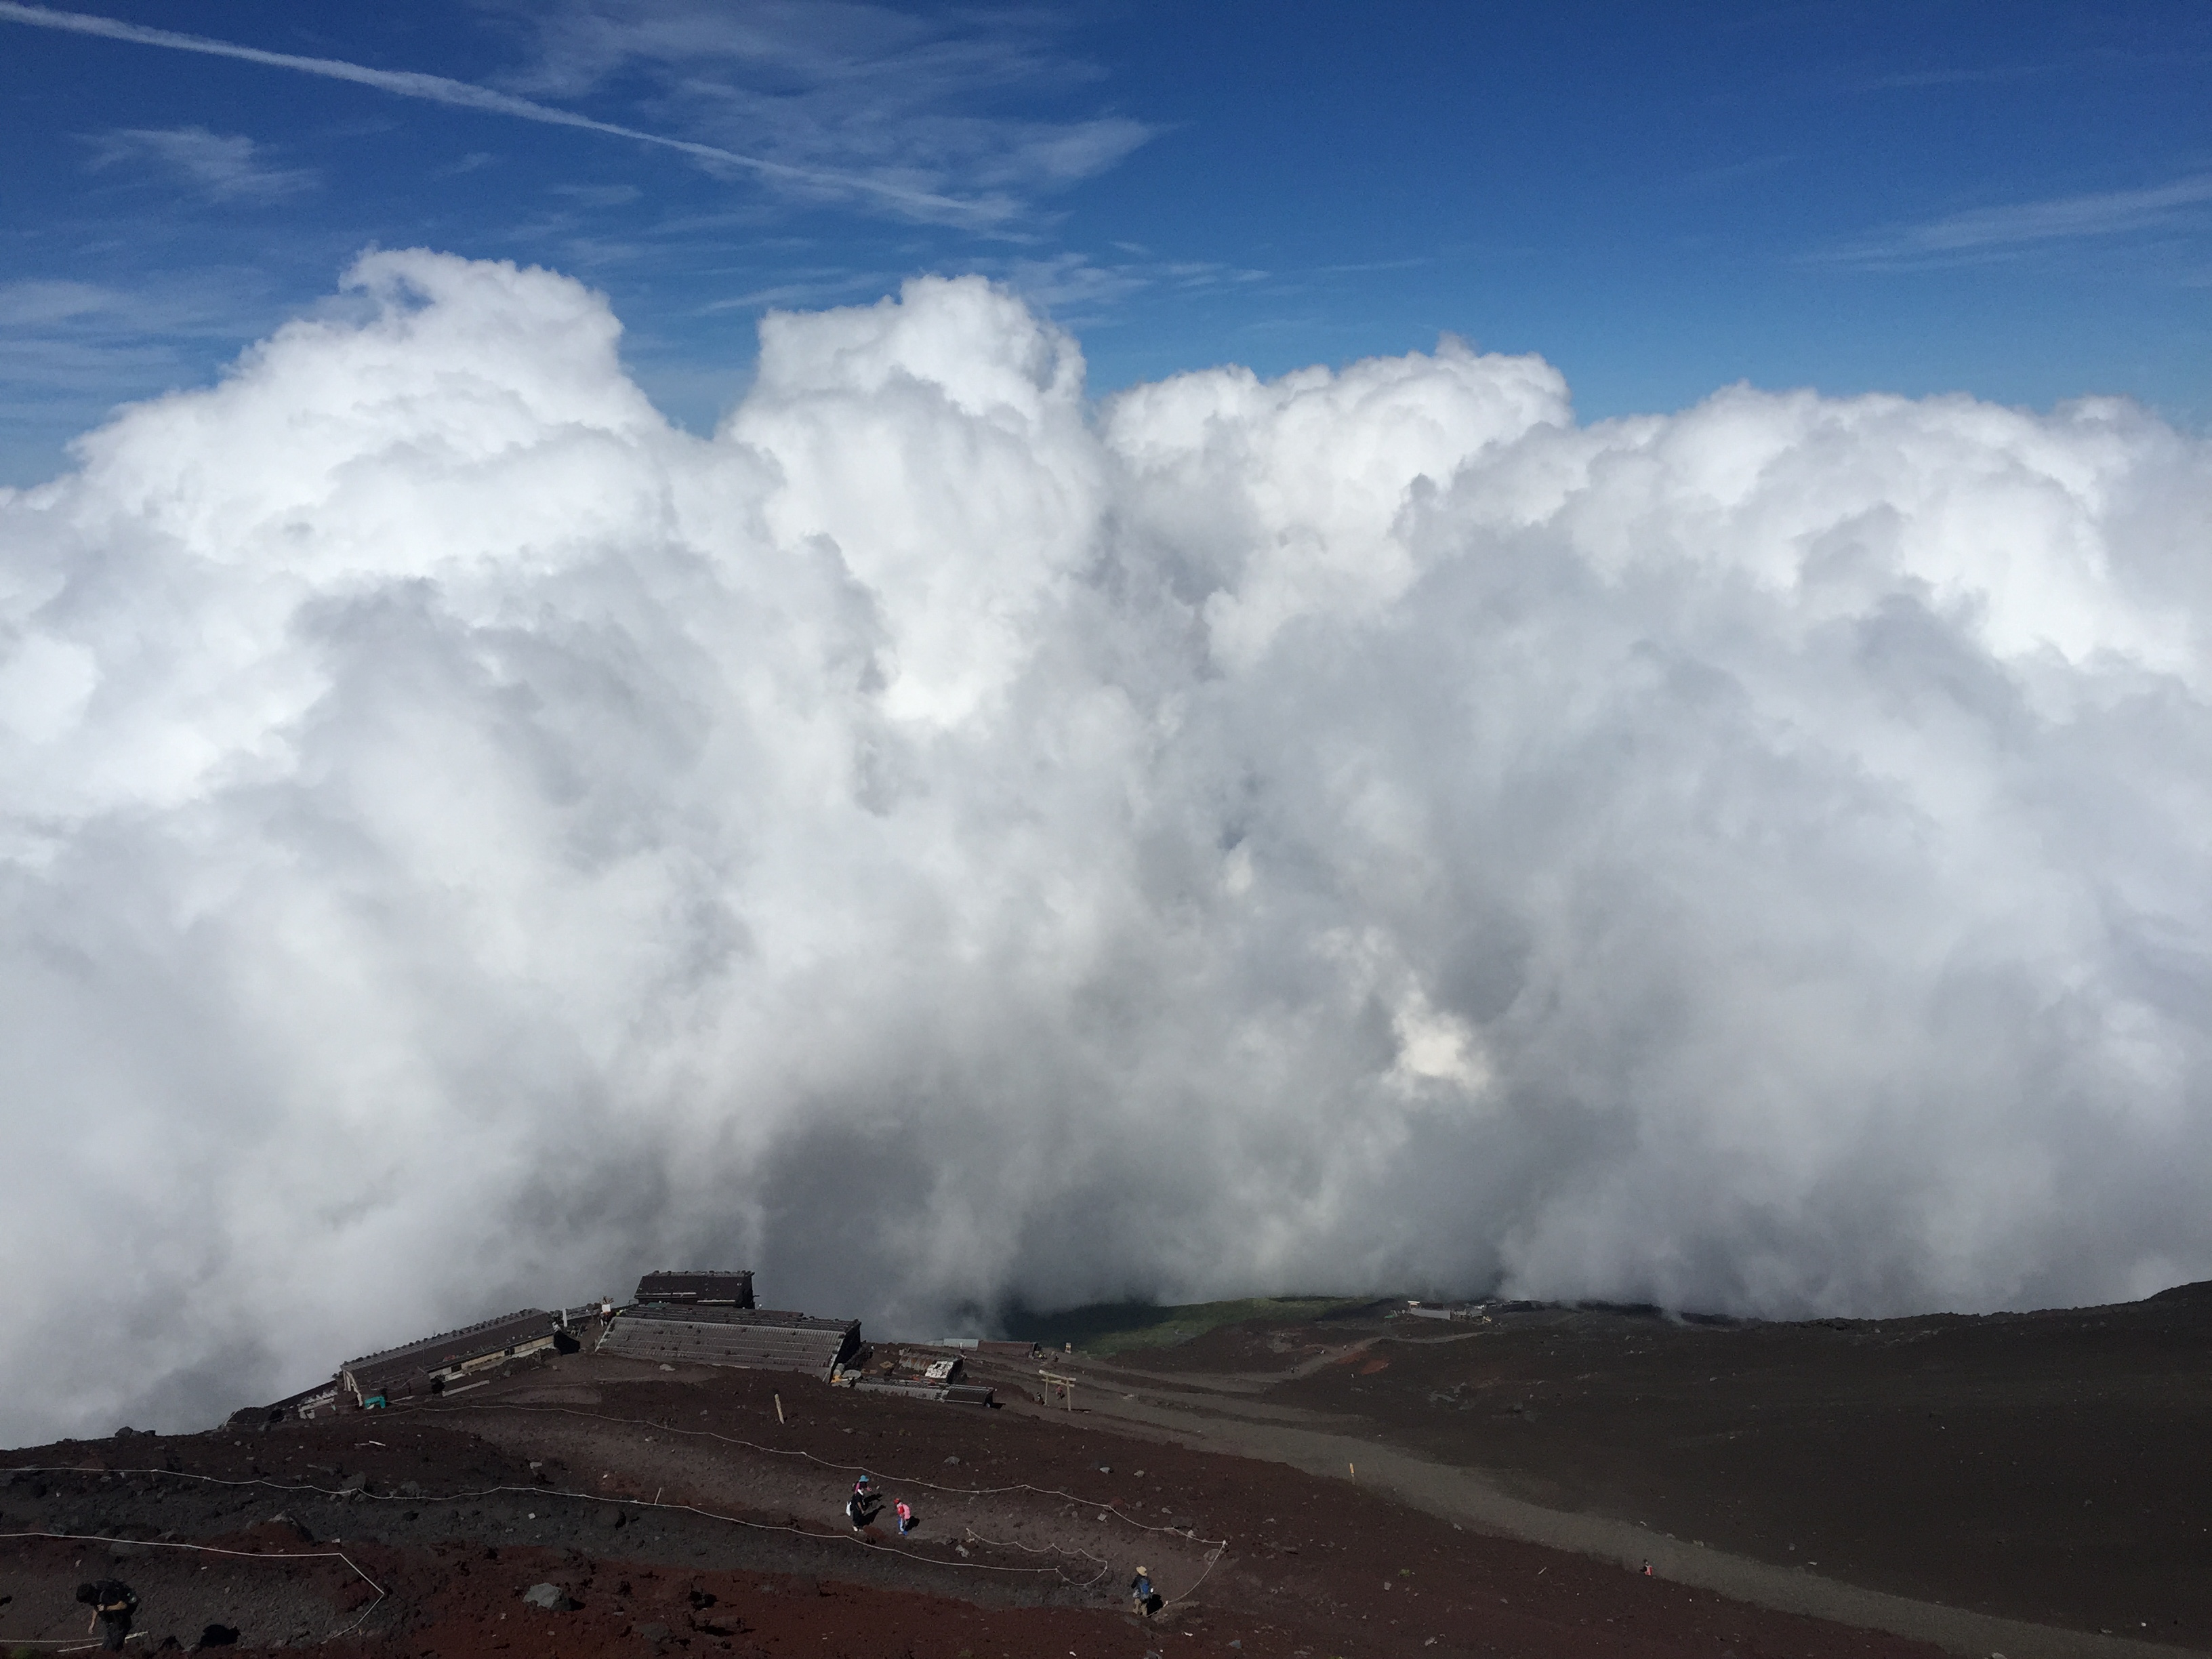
<box><xmin>5</xmin><ymin>251</ymin><xmax>2211</xmax><ymax>1439</ymax></box>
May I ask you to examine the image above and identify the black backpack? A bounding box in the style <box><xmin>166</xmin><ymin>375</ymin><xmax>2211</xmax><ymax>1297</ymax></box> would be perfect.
<box><xmin>96</xmin><ymin>1581</ymin><xmax>138</xmax><ymax>1616</ymax></box>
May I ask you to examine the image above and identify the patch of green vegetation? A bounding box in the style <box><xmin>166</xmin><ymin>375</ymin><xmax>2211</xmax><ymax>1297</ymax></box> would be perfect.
<box><xmin>1011</xmin><ymin>1296</ymin><xmax>1370</xmax><ymax>1355</ymax></box>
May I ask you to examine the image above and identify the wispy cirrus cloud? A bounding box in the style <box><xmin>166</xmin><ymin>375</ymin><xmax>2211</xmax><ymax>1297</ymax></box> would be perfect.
<box><xmin>0</xmin><ymin>0</ymin><xmax>1019</xmax><ymax>226</ymax></box>
<box><xmin>550</xmin><ymin>182</ymin><xmax>643</xmax><ymax>208</ymax></box>
<box><xmin>0</xmin><ymin>279</ymin><xmax>121</xmax><ymax>326</ymax></box>
<box><xmin>687</xmin><ymin>248</ymin><xmax>1267</xmax><ymax>327</ymax></box>
<box><xmin>480</xmin><ymin>0</ymin><xmax>1154</xmax><ymax>207</ymax></box>
<box><xmin>1822</xmin><ymin>173</ymin><xmax>2212</xmax><ymax>268</ymax></box>
<box><xmin>84</xmin><ymin>125</ymin><xmax>316</xmax><ymax>203</ymax></box>
<box><xmin>1847</xmin><ymin>62</ymin><xmax>2051</xmax><ymax>92</ymax></box>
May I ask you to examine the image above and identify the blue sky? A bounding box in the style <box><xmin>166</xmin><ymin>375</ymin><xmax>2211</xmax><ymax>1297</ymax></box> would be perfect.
<box><xmin>1</xmin><ymin>0</ymin><xmax>2207</xmax><ymax>485</ymax></box>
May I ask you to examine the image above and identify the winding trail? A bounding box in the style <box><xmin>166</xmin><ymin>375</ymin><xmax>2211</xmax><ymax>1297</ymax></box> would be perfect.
<box><xmin>974</xmin><ymin>1347</ymin><xmax>2203</xmax><ymax>1659</ymax></box>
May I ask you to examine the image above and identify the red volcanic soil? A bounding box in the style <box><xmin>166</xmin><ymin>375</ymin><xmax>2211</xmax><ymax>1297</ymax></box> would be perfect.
<box><xmin>0</xmin><ymin>1350</ymin><xmax>1957</xmax><ymax>1659</ymax></box>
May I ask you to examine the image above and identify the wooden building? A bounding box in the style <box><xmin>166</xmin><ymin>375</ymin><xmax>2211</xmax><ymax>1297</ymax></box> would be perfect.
<box><xmin>340</xmin><ymin>1309</ymin><xmax>563</xmax><ymax>1404</ymax></box>
<box><xmin>598</xmin><ymin>1303</ymin><xmax>858</xmax><ymax>1378</ymax></box>
<box><xmin>631</xmin><ymin>1270</ymin><xmax>755</xmax><ymax>1307</ymax></box>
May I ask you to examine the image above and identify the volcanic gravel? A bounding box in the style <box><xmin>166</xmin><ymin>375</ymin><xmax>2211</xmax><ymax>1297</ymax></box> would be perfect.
<box><xmin>1087</xmin><ymin>1288</ymin><xmax>2212</xmax><ymax>1645</ymax></box>
<box><xmin>0</xmin><ymin>1347</ymin><xmax>1955</xmax><ymax>1659</ymax></box>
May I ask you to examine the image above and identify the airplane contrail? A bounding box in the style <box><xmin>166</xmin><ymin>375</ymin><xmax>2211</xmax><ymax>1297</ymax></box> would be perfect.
<box><xmin>0</xmin><ymin>1</ymin><xmax>1010</xmax><ymax>227</ymax></box>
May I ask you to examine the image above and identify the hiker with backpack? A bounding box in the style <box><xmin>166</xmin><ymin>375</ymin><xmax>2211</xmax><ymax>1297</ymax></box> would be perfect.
<box><xmin>1130</xmin><ymin>1565</ymin><xmax>1162</xmax><ymax>1617</ymax></box>
<box><xmin>846</xmin><ymin>1474</ymin><xmax>881</xmax><ymax>1534</ymax></box>
<box><xmin>77</xmin><ymin>1579</ymin><xmax>138</xmax><ymax>1650</ymax></box>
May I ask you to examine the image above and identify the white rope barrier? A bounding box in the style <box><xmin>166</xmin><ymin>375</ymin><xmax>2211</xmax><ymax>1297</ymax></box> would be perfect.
<box><xmin>0</xmin><ymin>1528</ymin><xmax>386</xmax><ymax>1644</ymax></box>
<box><xmin>424</xmin><ymin>1401</ymin><xmax>1232</xmax><ymax>1600</ymax></box>
<box><xmin>3</xmin><ymin>1395</ymin><xmax>1234</xmax><ymax>1607</ymax></box>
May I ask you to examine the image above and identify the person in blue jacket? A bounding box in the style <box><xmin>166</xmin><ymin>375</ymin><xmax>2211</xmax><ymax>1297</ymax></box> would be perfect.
<box><xmin>1130</xmin><ymin>1566</ymin><xmax>1162</xmax><ymax>1617</ymax></box>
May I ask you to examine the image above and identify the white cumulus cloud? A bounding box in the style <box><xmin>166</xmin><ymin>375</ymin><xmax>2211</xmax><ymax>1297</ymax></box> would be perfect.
<box><xmin>3</xmin><ymin>249</ymin><xmax>2212</xmax><ymax>1442</ymax></box>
